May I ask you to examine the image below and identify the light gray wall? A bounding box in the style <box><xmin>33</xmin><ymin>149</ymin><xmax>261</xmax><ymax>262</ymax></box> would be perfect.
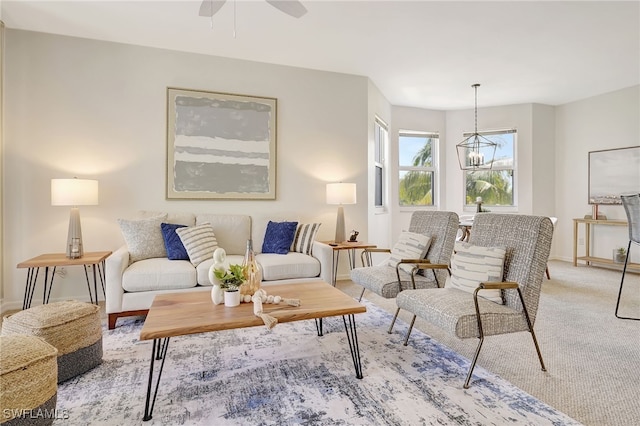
<box><xmin>2</xmin><ymin>29</ymin><xmax>370</xmax><ymax>309</ymax></box>
<box><xmin>555</xmin><ymin>85</ymin><xmax>640</xmax><ymax>263</ymax></box>
<box><xmin>3</xmin><ymin>28</ymin><xmax>638</xmax><ymax>310</ymax></box>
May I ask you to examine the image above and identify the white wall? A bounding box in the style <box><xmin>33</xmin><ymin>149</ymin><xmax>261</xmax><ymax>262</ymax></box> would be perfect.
<box><xmin>366</xmin><ymin>80</ymin><xmax>392</xmax><ymax>252</ymax></box>
<box><xmin>555</xmin><ymin>85</ymin><xmax>640</xmax><ymax>263</ymax></box>
<box><xmin>2</xmin><ymin>29</ymin><xmax>370</xmax><ymax>309</ymax></box>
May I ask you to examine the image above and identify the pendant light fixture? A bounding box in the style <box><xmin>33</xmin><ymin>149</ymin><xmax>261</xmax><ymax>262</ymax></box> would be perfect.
<box><xmin>456</xmin><ymin>84</ymin><xmax>497</xmax><ymax>171</ymax></box>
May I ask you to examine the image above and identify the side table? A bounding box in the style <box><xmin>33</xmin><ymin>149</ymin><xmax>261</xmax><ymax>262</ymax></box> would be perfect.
<box><xmin>17</xmin><ymin>251</ymin><xmax>112</xmax><ymax>310</ymax></box>
<box><xmin>320</xmin><ymin>241</ymin><xmax>377</xmax><ymax>285</ymax></box>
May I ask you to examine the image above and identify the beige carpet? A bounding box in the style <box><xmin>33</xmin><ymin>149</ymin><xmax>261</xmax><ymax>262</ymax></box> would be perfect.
<box><xmin>338</xmin><ymin>260</ymin><xmax>640</xmax><ymax>426</ymax></box>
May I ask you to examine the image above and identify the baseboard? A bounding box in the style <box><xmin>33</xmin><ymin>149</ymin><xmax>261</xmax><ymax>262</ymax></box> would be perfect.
<box><xmin>0</xmin><ymin>294</ymin><xmax>95</xmax><ymax>316</ymax></box>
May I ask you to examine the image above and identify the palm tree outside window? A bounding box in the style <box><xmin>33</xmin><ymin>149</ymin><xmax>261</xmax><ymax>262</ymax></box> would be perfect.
<box><xmin>464</xmin><ymin>129</ymin><xmax>516</xmax><ymax>208</ymax></box>
<box><xmin>399</xmin><ymin>131</ymin><xmax>438</xmax><ymax>207</ymax></box>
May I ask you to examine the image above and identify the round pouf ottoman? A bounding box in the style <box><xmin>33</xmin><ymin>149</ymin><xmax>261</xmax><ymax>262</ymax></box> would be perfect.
<box><xmin>1</xmin><ymin>300</ymin><xmax>102</xmax><ymax>383</ymax></box>
<box><xmin>0</xmin><ymin>335</ymin><xmax>58</xmax><ymax>425</ymax></box>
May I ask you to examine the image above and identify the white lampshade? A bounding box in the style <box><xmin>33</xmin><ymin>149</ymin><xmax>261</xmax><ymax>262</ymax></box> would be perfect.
<box><xmin>51</xmin><ymin>178</ymin><xmax>99</xmax><ymax>258</ymax></box>
<box><xmin>52</xmin><ymin>178</ymin><xmax>99</xmax><ymax>206</ymax></box>
<box><xmin>326</xmin><ymin>183</ymin><xmax>356</xmax><ymax>205</ymax></box>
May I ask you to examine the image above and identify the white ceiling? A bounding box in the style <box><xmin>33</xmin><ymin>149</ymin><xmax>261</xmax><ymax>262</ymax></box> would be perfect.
<box><xmin>2</xmin><ymin>0</ymin><xmax>639</xmax><ymax>110</ymax></box>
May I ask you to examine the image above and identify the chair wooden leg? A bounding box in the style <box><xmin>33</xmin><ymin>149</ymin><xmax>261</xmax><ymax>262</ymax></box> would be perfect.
<box><xmin>545</xmin><ymin>265</ymin><xmax>550</xmax><ymax>280</ymax></box>
<box><xmin>615</xmin><ymin>243</ymin><xmax>639</xmax><ymax>321</ymax></box>
<box><xmin>402</xmin><ymin>315</ymin><xmax>416</xmax><ymax>346</ymax></box>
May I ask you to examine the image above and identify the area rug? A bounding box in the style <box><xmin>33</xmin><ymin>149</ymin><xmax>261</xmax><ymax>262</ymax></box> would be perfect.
<box><xmin>56</xmin><ymin>300</ymin><xmax>581</xmax><ymax>425</ymax></box>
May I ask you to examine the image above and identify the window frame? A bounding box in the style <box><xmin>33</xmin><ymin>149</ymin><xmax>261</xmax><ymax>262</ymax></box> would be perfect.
<box><xmin>463</xmin><ymin>129</ymin><xmax>517</xmax><ymax>211</ymax></box>
<box><xmin>374</xmin><ymin>117</ymin><xmax>388</xmax><ymax>211</ymax></box>
<box><xmin>398</xmin><ymin>130</ymin><xmax>439</xmax><ymax>209</ymax></box>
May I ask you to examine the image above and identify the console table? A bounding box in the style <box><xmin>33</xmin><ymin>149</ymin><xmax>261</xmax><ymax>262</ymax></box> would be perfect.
<box><xmin>572</xmin><ymin>218</ymin><xmax>640</xmax><ymax>271</ymax></box>
<box><xmin>17</xmin><ymin>251</ymin><xmax>112</xmax><ymax>310</ymax></box>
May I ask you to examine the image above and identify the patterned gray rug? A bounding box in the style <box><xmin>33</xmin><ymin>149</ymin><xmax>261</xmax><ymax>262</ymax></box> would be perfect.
<box><xmin>56</xmin><ymin>300</ymin><xmax>581</xmax><ymax>425</ymax></box>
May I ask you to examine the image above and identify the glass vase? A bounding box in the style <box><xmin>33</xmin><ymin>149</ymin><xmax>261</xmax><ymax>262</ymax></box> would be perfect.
<box><xmin>240</xmin><ymin>239</ymin><xmax>262</xmax><ymax>296</ymax></box>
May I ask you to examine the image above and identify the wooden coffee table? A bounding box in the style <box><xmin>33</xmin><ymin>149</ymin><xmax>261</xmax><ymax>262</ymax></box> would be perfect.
<box><xmin>139</xmin><ymin>280</ymin><xmax>367</xmax><ymax>421</ymax></box>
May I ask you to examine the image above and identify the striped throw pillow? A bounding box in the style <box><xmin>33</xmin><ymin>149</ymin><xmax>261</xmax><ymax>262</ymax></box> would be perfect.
<box><xmin>445</xmin><ymin>241</ymin><xmax>506</xmax><ymax>304</ymax></box>
<box><xmin>176</xmin><ymin>223</ymin><xmax>218</xmax><ymax>266</ymax></box>
<box><xmin>388</xmin><ymin>231</ymin><xmax>432</xmax><ymax>273</ymax></box>
<box><xmin>290</xmin><ymin>223</ymin><xmax>321</xmax><ymax>255</ymax></box>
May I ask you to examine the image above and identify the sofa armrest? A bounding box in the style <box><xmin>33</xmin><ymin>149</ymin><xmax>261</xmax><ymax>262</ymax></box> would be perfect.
<box><xmin>311</xmin><ymin>241</ymin><xmax>333</xmax><ymax>284</ymax></box>
<box><xmin>105</xmin><ymin>245</ymin><xmax>130</xmax><ymax>314</ymax></box>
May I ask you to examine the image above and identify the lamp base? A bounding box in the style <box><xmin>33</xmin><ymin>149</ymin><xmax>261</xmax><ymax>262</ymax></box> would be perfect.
<box><xmin>334</xmin><ymin>206</ymin><xmax>346</xmax><ymax>244</ymax></box>
<box><xmin>66</xmin><ymin>207</ymin><xmax>84</xmax><ymax>258</ymax></box>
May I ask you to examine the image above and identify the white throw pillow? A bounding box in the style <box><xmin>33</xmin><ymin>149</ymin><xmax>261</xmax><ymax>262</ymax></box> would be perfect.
<box><xmin>445</xmin><ymin>241</ymin><xmax>506</xmax><ymax>304</ymax></box>
<box><xmin>387</xmin><ymin>231</ymin><xmax>432</xmax><ymax>273</ymax></box>
<box><xmin>290</xmin><ymin>223</ymin><xmax>321</xmax><ymax>255</ymax></box>
<box><xmin>117</xmin><ymin>214</ymin><xmax>168</xmax><ymax>263</ymax></box>
<box><xmin>176</xmin><ymin>223</ymin><xmax>219</xmax><ymax>266</ymax></box>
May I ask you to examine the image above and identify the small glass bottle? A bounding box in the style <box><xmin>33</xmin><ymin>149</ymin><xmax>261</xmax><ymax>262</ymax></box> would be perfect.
<box><xmin>241</xmin><ymin>239</ymin><xmax>262</xmax><ymax>296</ymax></box>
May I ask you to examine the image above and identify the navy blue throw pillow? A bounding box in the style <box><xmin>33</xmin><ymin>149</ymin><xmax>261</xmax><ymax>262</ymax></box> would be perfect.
<box><xmin>160</xmin><ymin>223</ymin><xmax>189</xmax><ymax>260</ymax></box>
<box><xmin>262</xmin><ymin>221</ymin><xmax>299</xmax><ymax>254</ymax></box>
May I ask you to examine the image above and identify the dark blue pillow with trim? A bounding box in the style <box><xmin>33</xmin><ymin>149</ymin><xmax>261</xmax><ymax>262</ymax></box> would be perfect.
<box><xmin>160</xmin><ymin>223</ymin><xmax>189</xmax><ymax>260</ymax></box>
<box><xmin>262</xmin><ymin>221</ymin><xmax>298</xmax><ymax>254</ymax></box>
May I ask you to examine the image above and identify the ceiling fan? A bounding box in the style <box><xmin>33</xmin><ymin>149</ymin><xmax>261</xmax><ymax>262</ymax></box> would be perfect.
<box><xmin>199</xmin><ymin>0</ymin><xmax>307</xmax><ymax>19</ymax></box>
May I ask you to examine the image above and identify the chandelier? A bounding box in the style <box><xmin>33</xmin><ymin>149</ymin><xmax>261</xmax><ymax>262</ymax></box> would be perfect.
<box><xmin>456</xmin><ymin>84</ymin><xmax>497</xmax><ymax>170</ymax></box>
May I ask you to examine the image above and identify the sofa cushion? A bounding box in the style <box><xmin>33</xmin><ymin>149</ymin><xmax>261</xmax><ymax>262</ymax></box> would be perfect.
<box><xmin>196</xmin><ymin>214</ymin><xmax>251</xmax><ymax>255</ymax></box>
<box><xmin>160</xmin><ymin>223</ymin><xmax>189</xmax><ymax>260</ymax></box>
<box><xmin>388</xmin><ymin>231</ymin><xmax>432</xmax><ymax>273</ymax></box>
<box><xmin>176</xmin><ymin>223</ymin><xmax>219</xmax><ymax>266</ymax></box>
<box><xmin>256</xmin><ymin>252</ymin><xmax>320</xmax><ymax>281</ymax></box>
<box><xmin>122</xmin><ymin>258</ymin><xmax>197</xmax><ymax>292</ymax></box>
<box><xmin>445</xmin><ymin>241</ymin><xmax>506</xmax><ymax>304</ymax></box>
<box><xmin>196</xmin><ymin>254</ymin><xmax>245</xmax><ymax>286</ymax></box>
<box><xmin>291</xmin><ymin>223</ymin><xmax>321</xmax><ymax>255</ymax></box>
<box><xmin>117</xmin><ymin>214</ymin><xmax>168</xmax><ymax>263</ymax></box>
<box><xmin>262</xmin><ymin>221</ymin><xmax>298</xmax><ymax>254</ymax></box>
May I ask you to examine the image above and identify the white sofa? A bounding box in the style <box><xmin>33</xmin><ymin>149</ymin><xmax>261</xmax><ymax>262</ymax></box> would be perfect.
<box><xmin>106</xmin><ymin>212</ymin><xmax>332</xmax><ymax>329</ymax></box>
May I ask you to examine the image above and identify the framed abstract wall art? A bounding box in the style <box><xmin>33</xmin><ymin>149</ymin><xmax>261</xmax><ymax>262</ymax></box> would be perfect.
<box><xmin>167</xmin><ymin>87</ymin><xmax>277</xmax><ymax>199</ymax></box>
<box><xmin>588</xmin><ymin>146</ymin><xmax>640</xmax><ymax>205</ymax></box>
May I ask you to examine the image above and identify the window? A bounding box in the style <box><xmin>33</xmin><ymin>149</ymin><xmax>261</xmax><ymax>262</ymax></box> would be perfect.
<box><xmin>464</xmin><ymin>129</ymin><xmax>516</xmax><ymax>207</ymax></box>
<box><xmin>374</xmin><ymin>118</ymin><xmax>388</xmax><ymax>208</ymax></box>
<box><xmin>398</xmin><ymin>131</ymin><xmax>438</xmax><ymax>207</ymax></box>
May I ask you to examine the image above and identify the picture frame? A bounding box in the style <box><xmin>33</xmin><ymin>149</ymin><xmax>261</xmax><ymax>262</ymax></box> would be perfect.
<box><xmin>588</xmin><ymin>146</ymin><xmax>640</xmax><ymax>205</ymax></box>
<box><xmin>166</xmin><ymin>87</ymin><xmax>277</xmax><ymax>199</ymax></box>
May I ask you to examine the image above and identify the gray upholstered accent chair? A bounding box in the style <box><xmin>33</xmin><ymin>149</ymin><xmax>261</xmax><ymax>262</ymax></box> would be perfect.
<box><xmin>615</xmin><ymin>193</ymin><xmax>639</xmax><ymax>321</ymax></box>
<box><xmin>396</xmin><ymin>214</ymin><xmax>553</xmax><ymax>388</ymax></box>
<box><xmin>350</xmin><ymin>211</ymin><xmax>459</xmax><ymax>333</ymax></box>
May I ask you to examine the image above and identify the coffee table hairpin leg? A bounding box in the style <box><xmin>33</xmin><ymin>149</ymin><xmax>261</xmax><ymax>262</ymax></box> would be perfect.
<box><xmin>143</xmin><ymin>337</ymin><xmax>171</xmax><ymax>422</ymax></box>
<box><xmin>343</xmin><ymin>314</ymin><xmax>363</xmax><ymax>379</ymax></box>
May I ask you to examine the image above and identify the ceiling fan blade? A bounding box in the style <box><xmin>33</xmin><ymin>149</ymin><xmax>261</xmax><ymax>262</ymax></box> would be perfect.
<box><xmin>199</xmin><ymin>0</ymin><xmax>227</xmax><ymax>17</ymax></box>
<box><xmin>265</xmin><ymin>0</ymin><xmax>307</xmax><ymax>18</ymax></box>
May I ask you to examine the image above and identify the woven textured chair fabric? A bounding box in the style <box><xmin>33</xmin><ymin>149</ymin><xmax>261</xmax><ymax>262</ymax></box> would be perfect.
<box><xmin>350</xmin><ymin>211</ymin><xmax>459</xmax><ymax>299</ymax></box>
<box><xmin>397</xmin><ymin>214</ymin><xmax>553</xmax><ymax>335</ymax></box>
<box><xmin>397</xmin><ymin>288</ymin><xmax>529</xmax><ymax>338</ymax></box>
<box><xmin>350</xmin><ymin>266</ymin><xmax>436</xmax><ymax>299</ymax></box>
<box><xmin>621</xmin><ymin>194</ymin><xmax>640</xmax><ymax>244</ymax></box>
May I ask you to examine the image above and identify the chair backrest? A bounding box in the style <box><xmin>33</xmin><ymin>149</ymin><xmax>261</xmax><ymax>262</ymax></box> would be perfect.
<box><xmin>469</xmin><ymin>214</ymin><xmax>553</xmax><ymax>324</ymax></box>
<box><xmin>621</xmin><ymin>194</ymin><xmax>640</xmax><ymax>244</ymax></box>
<box><xmin>407</xmin><ymin>211</ymin><xmax>459</xmax><ymax>285</ymax></box>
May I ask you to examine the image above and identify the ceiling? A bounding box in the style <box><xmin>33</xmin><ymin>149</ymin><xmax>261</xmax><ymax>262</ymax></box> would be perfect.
<box><xmin>2</xmin><ymin>1</ymin><xmax>639</xmax><ymax>110</ymax></box>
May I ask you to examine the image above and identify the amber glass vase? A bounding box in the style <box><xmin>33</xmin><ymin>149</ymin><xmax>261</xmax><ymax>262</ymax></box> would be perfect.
<box><xmin>240</xmin><ymin>239</ymin><xmax>262</xmax><ymax>296</ymax></box>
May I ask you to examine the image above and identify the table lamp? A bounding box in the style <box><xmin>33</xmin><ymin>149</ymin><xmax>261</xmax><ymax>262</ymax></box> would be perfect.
<box><xmin>51</xmin><ymin>178</ymin><xmax>99</xmax><ymax>258</ymax></box>
<box><xmin>326</xmin><ymin>183</ymin><xmax>356</xmax><ymax>244</ymax></box>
